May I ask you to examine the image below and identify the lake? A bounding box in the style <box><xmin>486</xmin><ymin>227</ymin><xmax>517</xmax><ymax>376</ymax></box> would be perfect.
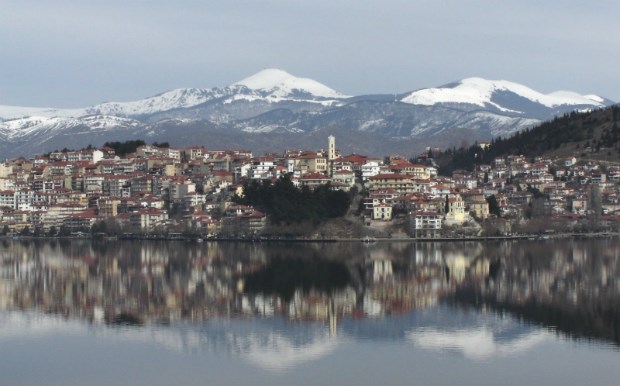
<box><xmin>0</xmin><ymin>239</ymin><xmax>619</xmax><ymax>385</ymax></box>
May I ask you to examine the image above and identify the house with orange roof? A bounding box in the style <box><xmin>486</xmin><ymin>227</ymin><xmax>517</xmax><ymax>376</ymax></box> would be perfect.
<box><xmin>330</xmin><ymin>170</ymin><xmax>355</xmax><ymax>189</ymax></box>
<box><xmin>63</xmin><ymin>211</ymin><xmax>98</xmax><ymax>232</ymax></box>
<box><xmin>368</xmin><ymin>174</ymin><xmax>414</xmax><ymax>194</ymax></box>
<box><xmin>297</xmin><ymin>172</ymin><xmax>331</xmax><ymax>189</ymax></box>
<box><xmin>372</xmin><ymin>203</ymin><xmax>393</xmax><ymax>221</ymax></box>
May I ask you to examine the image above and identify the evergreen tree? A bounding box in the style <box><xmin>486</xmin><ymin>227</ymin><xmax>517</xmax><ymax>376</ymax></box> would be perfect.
<box><xmin>236</xmin><ymin>175</ymin><xmax>351</xmax><ymax>225</ymax></box>
<box><xmin>487</xmin><ymin>195</ymin><xmax>501</xmax><ymax>217</ymax></box>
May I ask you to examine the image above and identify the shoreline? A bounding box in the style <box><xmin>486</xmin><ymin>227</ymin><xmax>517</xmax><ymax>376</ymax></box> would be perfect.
<box><xmin>3</xmin><ymin>232</ymin><xmax>619</xmax><ymax>243</ymax></box>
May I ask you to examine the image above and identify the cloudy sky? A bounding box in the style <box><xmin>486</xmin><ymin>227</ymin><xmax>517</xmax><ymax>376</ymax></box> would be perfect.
<box><xmin>2</xmin><ymin>0</ymin><xmax>618</xmax><ymax>107</ymax></box>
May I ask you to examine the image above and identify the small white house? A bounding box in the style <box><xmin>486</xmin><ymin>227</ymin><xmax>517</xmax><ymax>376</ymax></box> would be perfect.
<box><xmin>372</xmin><ymin>203</ymin><xmax>393</xmax><ymax>221</ymax></box>
<box><xmin>565</xmin><ymin>157</ymin><xmax>577</xmax><ymax>167</ymax></box>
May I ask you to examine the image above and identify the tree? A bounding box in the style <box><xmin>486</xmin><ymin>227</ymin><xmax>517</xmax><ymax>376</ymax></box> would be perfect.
<box><xmin>588</xmin><ymin>185</ymin><xmax>602</xmax><ymax>230</ymax></box>
<box><xmin>58</xmin><ymin>226</ymin><xmax>71</xmax><ymax>237</ymax></box>
<box><xmin>528</xmin><ymin>197</ymin><xmax>547</xmax><ymax>218</ymax></box>
<box><xmin>102</xmin><ymin>140</ymin><xmax>146</xmax><ymax>156</ymax></box>
<box><xmin>589</xmin><ymin>185</ymin><xmax>602</xmax><ymax>216</ymax></box>
<box><xmin>237</xmin><ymin>176</ymin><xmax>351</xmax><ymax>225</ymax></box>
<box><xmin>20</xmin><ymin>226</ymin><xmax>30</xmax><ymax>236</ymax></box>
<box><xmin>487</xmin><ymin>195</ymin><xmax>501</xmax><ymax>217</ymax></box>
<box><xmin>434</xmin><ymin>105</ymin><xmax>620</xmax><ymax>174</ymax></box>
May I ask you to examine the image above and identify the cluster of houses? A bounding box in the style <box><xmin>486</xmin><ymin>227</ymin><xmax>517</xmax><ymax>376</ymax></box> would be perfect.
<box><xmin>361</xmin><ymin>155</ymin><xmax>476</xmax><ymax>237</ymax></box>
<box><xmin>462</xmin><ymin>153</ymin><xmax>620</xmax><ymax>219</ymax></box>
<box><xmin>0</xmin><ymin>135</ymin><xmax>617</xmax><ymax>238</ymax></box>
<box><xmin>0</xmin><ymin>135</ymin><xmax>357</xmax><ymax>236</ymax></box>
<box><xmin>362</xmin><ymin>149</ymin><xmax>620</xmax><ymax>236</ymax></box>
<box><xmin>0</xmin><ymin>144</ymin><xmax>274</xmax><ymax>236</ymax></box>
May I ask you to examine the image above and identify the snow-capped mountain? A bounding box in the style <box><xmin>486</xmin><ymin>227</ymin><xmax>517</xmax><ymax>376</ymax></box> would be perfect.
<box><xmin>0</xmin><ymin>69</ymin><xmax>346</xmax><ymax>121</ymax></box>
<box><xmin>233</xmin><ymin>68</ymin><xmax>349</xmax><ymax>101</ymax></box>
<box><xmin>400</xmin><ymin>77</ymin><xmax>610</xmax><ymax>119</ymax></box>
<box><xmin>84</xmin><ymin>88</ymin><xmax>229</xmax><ymax>117</ymax></box>
<box><xmin>0</xmin><ymin>70</ymin><xmax>614</xmax><ymax>157</ymax></box>
<box><xmin>0</xmin><ymin>115</ymin><xmax>141</xmax><ymax>141</ymax></box>
<box><xmin>402</xmin><ymin>77</ymin><xmax>606</xmax><ymax>109</ymax></box>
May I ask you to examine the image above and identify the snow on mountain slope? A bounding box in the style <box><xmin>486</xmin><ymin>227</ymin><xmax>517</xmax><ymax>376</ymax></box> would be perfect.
<box><xmin>0</xmin><ymin>105</ymin><xmax>83</xmax><ymax>120</ymax></box>
<box><xmin>582</xmin><ymin>94</ymin><xmax>606</xmax><ymax>103</ymax></box>
<box><xmin>3</xmin><ymin>73</ymin><xmax>606</xmax><ymax>125</ymax></box>
<box><xmin>0</xmin><ymin>89</ymin><xmax>219</xmax><ymax>120</ymax></box>
<box><xmin>0</xmin><ymin>115</ymin><xmax>142</xmax><ymax>140</ymax></box>
<box><xmin>546</xmin><ymin>90</ymin><xmax>604</xmax><ymax>105</ymax></box>
<box><xmin>0</xmin><ymin>69</ymin><xmax>347</xmax><ymax>120</ymax></box>
<box><xmin>0</xmin><ymin>72</ymin><xmax>614</xmax><ymax>158</ymax></box>
<box><xmin>401</xmin><ymin>77</ymin><xmax>606</xmax><ymax>111</ymax></box>
<box><xmin>84</xmin><ymin>88</ymin><xmax>230</xmax><ymax>117</ymax></box>
<box><xmin>233</xmin><ymin>68</ymin><xmax>349</xmax><ymax>100</ymax></box>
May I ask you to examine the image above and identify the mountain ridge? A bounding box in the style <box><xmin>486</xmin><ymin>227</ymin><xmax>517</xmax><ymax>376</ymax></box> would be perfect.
<box><xmin>0</xmin><ymin>69</ymin><xmax>615</xmax><ymax>158</ymax></box>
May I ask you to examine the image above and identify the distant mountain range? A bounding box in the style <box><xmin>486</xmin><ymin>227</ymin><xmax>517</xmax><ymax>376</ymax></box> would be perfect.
<box><xmin>0</xmin><ymin>69</ymin><xmax>614</xmax><ymax>158</ymax></box>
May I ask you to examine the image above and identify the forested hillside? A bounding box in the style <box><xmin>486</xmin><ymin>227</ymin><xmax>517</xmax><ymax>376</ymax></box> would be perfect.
<box><xmin>437</xmin><ymin>104</ymin><xmax>620</xmax><ymax>174</ymax></box>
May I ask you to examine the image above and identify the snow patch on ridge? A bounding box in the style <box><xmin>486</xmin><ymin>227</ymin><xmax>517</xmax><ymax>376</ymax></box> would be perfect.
<box><xmin>85</xmin><ymin>88</ymin><xmax>225</xmax><ymax>117</ymax></box>
<box><xmin>0</xmin><ymin>89</ymin><xmax>220</xmax><ymax>120</ymax></box>
<box><xmin>234</xmin><ymin>68</ymin><xmax>349</xmax><ymax>99</ymax></box>
<box><xmin>401</xmin><ymin>77</ymin><xmax>606</xmax><ymax>111</ymax></box>
<box><xmin>0</xmin><ymin>69</ymin><xmax>347</xmax><ymax>120</ymax></box>
<box><xmin>583</xmin><ymin>94</ymin><xmax>605</xmax><ymax>103</ymax></box>
<box><xmin>0</xmin><ymin>115</ymin><xmax>141</xmax><ymax>140</ymax></box>
<box><xmin>0</xmin><ymin>106</ymin><xmax>83</xmax><ymax>120</ymax></box>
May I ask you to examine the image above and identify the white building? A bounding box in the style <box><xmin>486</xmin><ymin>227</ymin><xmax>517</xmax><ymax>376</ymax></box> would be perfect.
<box><xmin>372</xmin><ymin>204</ymin><xmax>393</xmax><ymax>221</ymax></box>
<box><xmin>409</xmin><ymin>211</ymin><xmax>442</xmax><ymax>238</ymax></box>
<box><xmin>361</xmin><ymin>160</ymin><xmax>383</xmax><ymax>181</ymax></box>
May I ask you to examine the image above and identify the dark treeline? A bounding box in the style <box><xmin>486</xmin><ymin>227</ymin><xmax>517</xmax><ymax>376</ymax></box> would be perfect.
<box><xmin>243</xmin><ymin>256</ymin><xmax>351</xmax><ymax>302</ymax></box>
<box><xmin>236</xmin><ymin>176</ymin><xmax>351</xmax><ymax>224</ymax></box>
<box><xmin>102</xmin><ymin>140</ymin><xmax>170</xmax><ymax>156</ymax></box>
<box><xmin>436</xmin><ymin>104</ymin><xmax>620</xmax><ymax>175</ymax></box>
<box><xmin>453</xmin><ymin>288</ymin><xmax>620</xmax><ymax>345</ymax></box>
<box><xmin>102</xmin><ymin>140</ymin><xmax>145</xmax><ymax>156</ymax></box>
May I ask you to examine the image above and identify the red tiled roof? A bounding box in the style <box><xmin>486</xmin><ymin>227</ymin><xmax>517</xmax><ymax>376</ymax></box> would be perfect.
<box><xmin>300</xmin><ymin>172</ymin><xmax>329</xmax><ymax>180</ymax></box>
<box><xmin>369</xmin><ymin>173</ymin><xmax>410</xmax><ymax>180</ymax></box>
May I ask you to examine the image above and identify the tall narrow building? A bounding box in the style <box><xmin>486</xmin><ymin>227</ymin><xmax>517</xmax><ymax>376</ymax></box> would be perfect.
<box><xmin>327</xmin><ymin>135</ymin><xmax>336</xmax><ymax>176</ymax></box>
<box><xmin>328</xmin><ymin>135</ymin><xmax>336</xmax><ymax>161</ymax></box>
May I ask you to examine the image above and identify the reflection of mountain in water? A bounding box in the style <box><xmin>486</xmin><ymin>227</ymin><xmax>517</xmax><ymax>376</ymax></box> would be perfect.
<box><xmin>407</xmin><ymin>325</ymin><xmax>548</xmax><ymax>360</ymax></box>
<box><xmin>1</xmin><ymin>239</ymin><xmax>619</xmax><ymax>349</ymax></box>
<box><xmin>451</xmin><ymin>239</ymin><xmax>620</xmax><ymax>345</ymax></box>
<box><xmin>0</xmin><ymin>305</ymin><xmax>549</xmax><ymax>370</ymax></box>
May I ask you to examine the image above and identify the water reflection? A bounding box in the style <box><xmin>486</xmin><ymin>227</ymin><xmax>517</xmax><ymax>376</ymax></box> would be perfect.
<box><xmin>408</xmin><ymin>325</ymin><xmax>548</xmax><ymax>360</ymax></box>
<box><xmin>450</xmin><ymin>240</ymin><xmax>620</xmax><ymax>345</ymax></box>
<box><xmin>1</xmin><ymin>239</ymin><xmax>619</xmax><ymax>356</ymax></box>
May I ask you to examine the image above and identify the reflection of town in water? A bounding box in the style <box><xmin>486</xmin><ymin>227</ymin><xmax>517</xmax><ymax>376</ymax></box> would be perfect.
<box><xmin>1</xmin><ymin>239</ymin><xmax>619</xmax><ymax>344</ymax></box>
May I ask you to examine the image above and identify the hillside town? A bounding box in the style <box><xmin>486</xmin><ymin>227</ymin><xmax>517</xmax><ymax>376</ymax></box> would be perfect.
<box><xmin>0</xmin><ymin>135</ymin><xmax>618</xmax><ymax>239</ymax></box>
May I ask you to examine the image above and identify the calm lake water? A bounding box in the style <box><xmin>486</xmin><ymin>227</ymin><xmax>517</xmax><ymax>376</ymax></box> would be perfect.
<box><xmin>0</xmin><ymin>239</ymin><xmax>619</xmax><ymax>385</ymax></box>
